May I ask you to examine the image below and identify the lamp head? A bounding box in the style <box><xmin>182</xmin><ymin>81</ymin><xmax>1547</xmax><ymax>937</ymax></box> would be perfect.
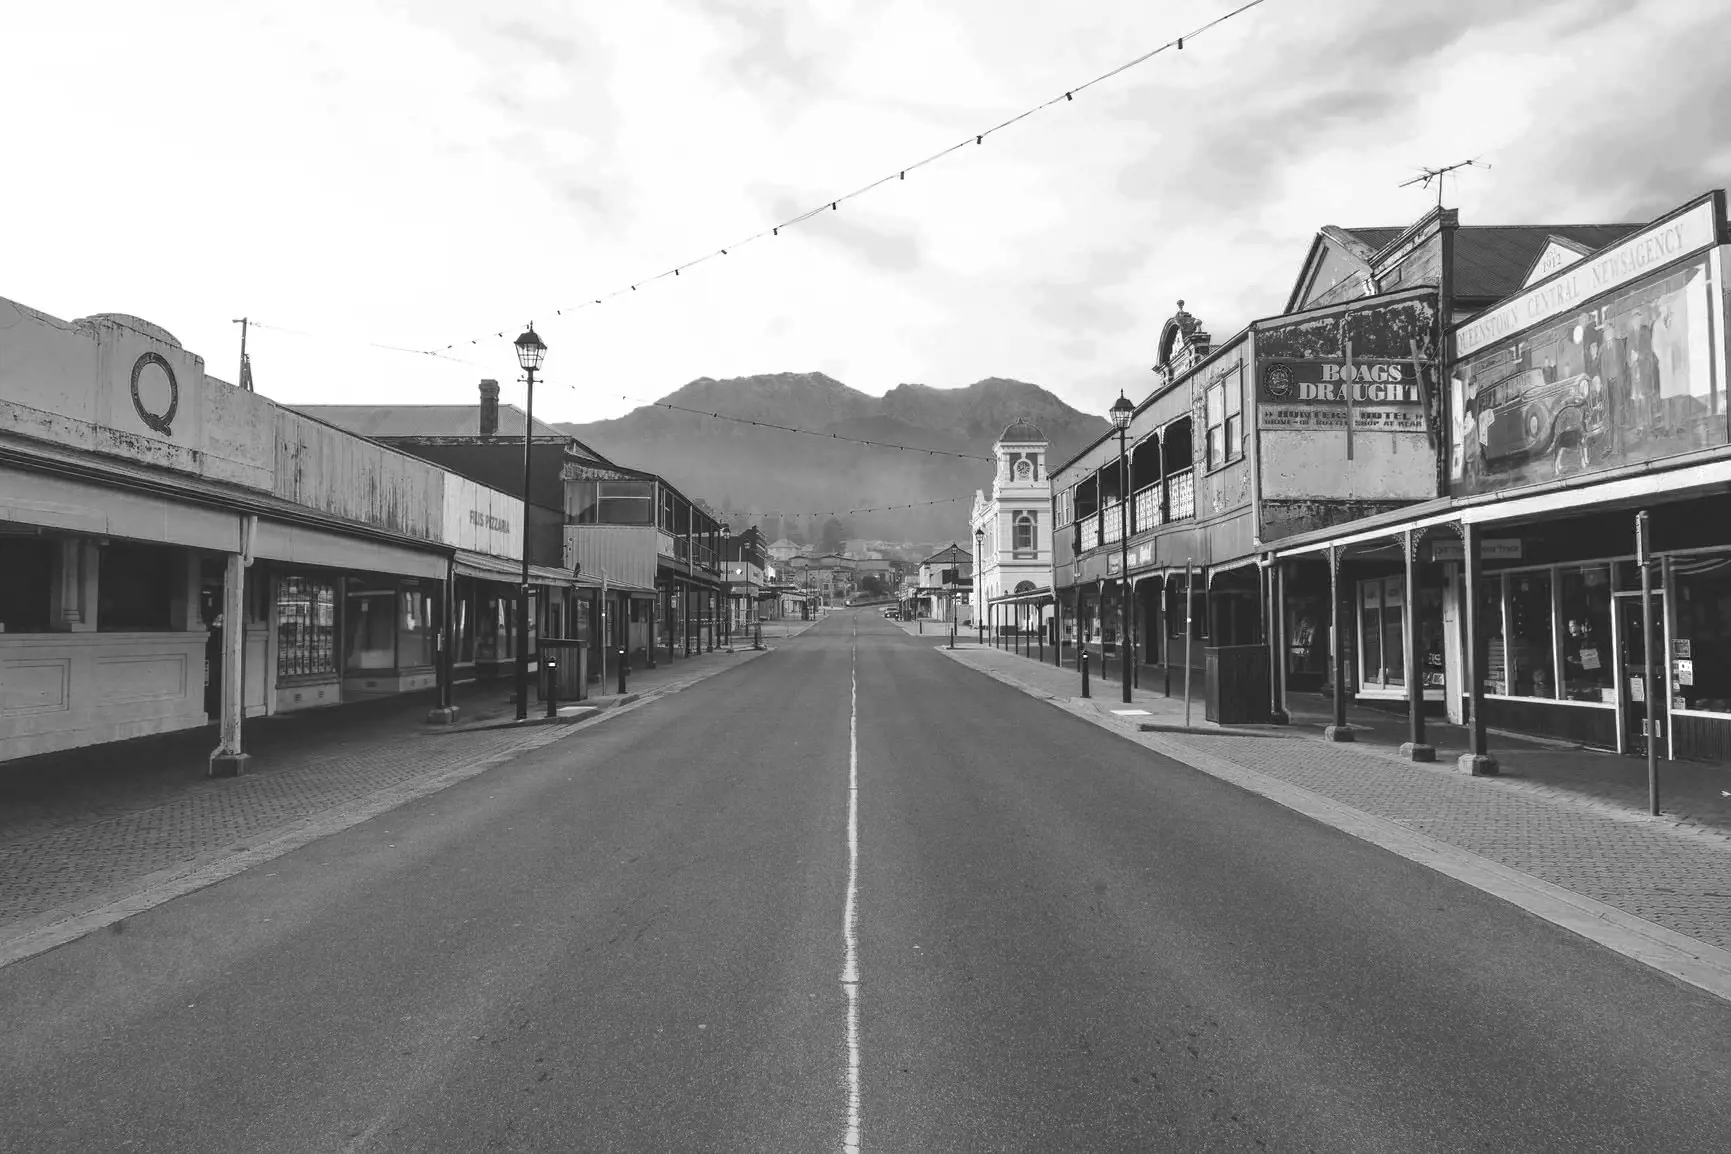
<box><xmin>514</xmin><ymin>324</ymin><xmax>547</xmax><ymax>372</ymax></box>
<box><xmin>1109</xmin><ymin>391</ymin><xmax>1134</xmax><ymax>431</ymax></box>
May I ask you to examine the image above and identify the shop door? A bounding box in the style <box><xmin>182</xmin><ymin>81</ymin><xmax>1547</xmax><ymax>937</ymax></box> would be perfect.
<box><xmin>200</xmin><ymin>564</ymin><xmax>224</xmax><ymax>719</ymax></box>
<box><xmin>1615</xmin><ymin>592</ymin><xmax>1668</xmax><ymax>756</ymax></box>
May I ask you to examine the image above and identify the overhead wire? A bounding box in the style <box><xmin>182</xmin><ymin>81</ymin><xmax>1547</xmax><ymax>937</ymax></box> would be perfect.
<box><xmin>423</xmin><ymin>0</ymin><xmax>1273</xmax><ymax>355</ymax></box>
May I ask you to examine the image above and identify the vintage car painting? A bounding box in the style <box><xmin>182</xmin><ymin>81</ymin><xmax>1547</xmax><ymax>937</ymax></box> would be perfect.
<box><xmin>1471</xmin><ymin>366</ymin><xmax>1604</xmax><ymax>475</ymax></box>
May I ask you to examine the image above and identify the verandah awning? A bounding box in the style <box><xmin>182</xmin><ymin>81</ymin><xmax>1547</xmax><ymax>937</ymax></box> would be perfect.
<box><xmin>452</xmin><ymin>549</ymin><xmax>593</xmax><ymax>589</ymax></box>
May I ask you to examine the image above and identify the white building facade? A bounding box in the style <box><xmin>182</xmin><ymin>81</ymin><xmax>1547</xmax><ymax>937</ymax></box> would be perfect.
<box><xmin>971</xmin><ymin>420</ymin><xmax>1055</xmax><ymax>641</ymax></box>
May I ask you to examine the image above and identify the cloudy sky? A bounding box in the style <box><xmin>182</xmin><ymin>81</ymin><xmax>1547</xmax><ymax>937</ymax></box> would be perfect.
<box><xmin>5</xmin><ymin>0</ymin><xmax>1729</xmax><ymax>425</ymax></box>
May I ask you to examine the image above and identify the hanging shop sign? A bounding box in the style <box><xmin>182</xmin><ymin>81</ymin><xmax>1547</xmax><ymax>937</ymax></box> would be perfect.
<box><xmin>1428</xmin><ymin>537</ymin><xmax>1523</xmax><ymax>562</ymax></box>
<box><xmin>1256</xmin><ymin>360</ymin><xmax>1428</xmax><ymax>432</ymax></box>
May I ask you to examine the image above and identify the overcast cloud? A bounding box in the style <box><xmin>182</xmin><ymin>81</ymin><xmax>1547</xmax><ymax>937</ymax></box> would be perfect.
<box><xmin>4</xmin><ymin>0</ymin><xmax>1729</xmax><ymax>424</ymax></box>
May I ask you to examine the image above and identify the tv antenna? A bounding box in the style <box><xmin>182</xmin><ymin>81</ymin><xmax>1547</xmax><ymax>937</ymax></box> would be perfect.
<box><xmin>1399</xmin><ymin>158</ymin><xmax>1490</xmax><ymax>208</ymax></box>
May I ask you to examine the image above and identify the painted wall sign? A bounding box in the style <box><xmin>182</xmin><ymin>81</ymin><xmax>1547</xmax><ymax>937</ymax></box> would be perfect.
<box><xmin>129</xmin><ymin>352</ymin><xmax>179</xmax><ymax>435</ymax></box>
<box><xmin>443</xmin><ymin>475</ymin><xmax>523</xmax><ymax>558</ymax></box>
<box><xmin>1257</xmin><ymin>360</ymin><xmax>1427</xmax><ymax>432</ymax></box>
<box><xmin>1456</xmin><ymin>198</ymin><xmax>1720</xmax><ymax>357</ymax></box>
<box><xmin>1449</xmin><ymin>252</ymin><xmax>1725</xmax><ymax>496</ymax></box>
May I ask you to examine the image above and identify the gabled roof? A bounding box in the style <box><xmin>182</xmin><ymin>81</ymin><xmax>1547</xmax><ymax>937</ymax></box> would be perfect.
<box><xmin>1339</xmin><ymin>226</ymin><xmax>1405</xmax><ymax>252</ymax></box>
<box><xmin>291</xmin><ymin>404</ymin><xmax>570</xmax><ymax>442</ymax></box>
<box><xmin>1450</xmin><ymin>224</ymin><xmax>1639</xmax><ymax>302</ymax></box>
<box><xmin>1285</xmin><ymin>217</ymin><xmax>1644</xmax><ymax>315</ymax></box>
<box><xmin>921</xmin><ymin>543</ymin><xmax>973</xmax><ymax>565</ymax></box>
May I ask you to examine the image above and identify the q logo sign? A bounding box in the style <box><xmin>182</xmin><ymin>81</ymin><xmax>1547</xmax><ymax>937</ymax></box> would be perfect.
<box><xmin>130</xmin><ymin>352</ymin><xmax>179</xmax><ymax>436</ymax></box>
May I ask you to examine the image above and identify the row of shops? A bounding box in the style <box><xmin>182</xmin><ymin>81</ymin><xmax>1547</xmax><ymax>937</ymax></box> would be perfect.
<box><xmin>1045</xmin><ymin>189</ymin><xmax>1731</xmax><ymax>768</ymax></box>
<box><xmin>0</xmin><ymin>300</ymin><xmax>766</xmax><ymax>770</ymax></box>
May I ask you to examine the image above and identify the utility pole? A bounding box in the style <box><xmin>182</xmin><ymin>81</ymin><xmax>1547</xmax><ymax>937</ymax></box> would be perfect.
<box><xmin>231</xmin><ymin>317</ymin><xmax>253</xmax><ymax>391</ymax></box>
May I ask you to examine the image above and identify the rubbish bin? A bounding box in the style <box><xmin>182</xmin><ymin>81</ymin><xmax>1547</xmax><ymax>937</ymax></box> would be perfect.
<box><xmin>1204</xmin><ymin>644</ymin><xmax>1269</xmax><ymax>724</ymax></box>
<box><xmin>539</xmin><ymin>639</ymin><xmax>588</xmax><ymax>703</ymax></box>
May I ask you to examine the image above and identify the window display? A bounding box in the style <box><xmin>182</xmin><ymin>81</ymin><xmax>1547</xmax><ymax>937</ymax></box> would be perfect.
<box><xmin>1507</xmin><ymin>570</ymin><xmax>1555</xmax><ymax>698</ymax></box>
<box><xmin>1558</xmin><ymin>564</ymin><xmax>1613</xmax><ymax>702</ymax></box>
<box><xmin>1479</xmin><ymin>574</ymin><xmax>1506</xmax><ymax>695</ymax></box>
<box><xmin>399</xmin><ymin>587</ymin><xmax>436</xmax><ymax>669</ymax></box>
<box><xmin>344</xmin><ymin>586</ymin><xmax>397</xmax><ymax>671</ymax></box>
<box><xmin>1671</xmin><ymin>554</ymin><xmax>1731</xmax><ymax>714</ymax></box>
<box><xmin>276</xmin><ymin>576</ymin><xmax>336</xmax><ymax>678</ymax></box>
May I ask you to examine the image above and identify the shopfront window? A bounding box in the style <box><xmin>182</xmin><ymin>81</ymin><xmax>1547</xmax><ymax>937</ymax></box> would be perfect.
<box><xmin>1671</xmin><ymin>554</ymin><xmax>1731</xmax><ymax>714</ymax></box>
<box><xmin>98</xmin><ymin>542</ymin><xmax>175</xmax><ymax>631</ymax></box>
<box><xmin>344</xmin><ymin>585</ymin><xmax>397</xmax><ymax>671</ymax></box>
<box><xmin>1358</xmin><ymin>577</ymin><xmax>1404</xmax><ymax>688</ymax></box>
<box><xmin>1479</xmin><ymin>574</ymin><xmax>1507</xmax><ymax>695</ymax></box>
<box><xmin>276</xmin><ymin>576</ymin><xmax>336</xmax><ymax>678</ymax></box>
<box><xmin>1559</xmin><ymin>564</ymin><xmax>1613</xmax><ymax>703</ymax></box>
<box><xmin>399</xmin><ymin>586</ymin><xmax>436</xmax><ymax>669</ymax></box>
<box><xmin>1507</xmin><ymin>570</ymin><xmax>1555</xmax><ymax>698</ymax></box>
<box><xmin>570</xmin><ymin>481</ymin><xmax>656</xmax><ymax>525</ymax></box>
<box><xmin>0</xmin><ymin>538</ymin><xmax>55</xmax><ymax>634</ymax></box>
<box><xmin>454</xmin><ymin>580</ymin><xmax>476</xmax><ymax>663</ymax></box>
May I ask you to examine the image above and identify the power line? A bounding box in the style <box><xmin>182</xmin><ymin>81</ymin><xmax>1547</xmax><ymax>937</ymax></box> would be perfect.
<box><xmin>246</xmin><ymin>320</ymin><xmax>484</xmax><ymax>366</ymax></box>
<box><xmin>727</xmin><ymin>494</ymin><xmax>976</xmax><ymax>519</ymax></box>
<box><xmin>426</xmin><ymin>0</ymin><xmax>1274</xmax><ymax>354</ymax></box>
<box><xmin>608</xmin><ymin>394</ymin><xmax>993</xmax><ymax>461</ymax></box>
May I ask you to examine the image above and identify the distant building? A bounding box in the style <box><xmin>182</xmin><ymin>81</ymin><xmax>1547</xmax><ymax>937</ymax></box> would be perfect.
<box><xmin>904</xmin><ymin>543</ymin><xmax>973</xmax><ymax>622</ymax></box>
<box><xmin>973</xmin><ymin>418</ymin><xmax>1055</xmax><ymax>640</ymax></box>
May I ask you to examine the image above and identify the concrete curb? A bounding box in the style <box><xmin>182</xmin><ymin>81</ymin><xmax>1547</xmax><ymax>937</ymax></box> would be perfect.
<box><xmin>938</xmin><ymin>647</ymin><xmax>1731</xmax><ymax>1005</ymax></box>
<box><xmin>0</xmin><ymin>646</ymin><xmax>773</xmax><ymax>971</ymax></box>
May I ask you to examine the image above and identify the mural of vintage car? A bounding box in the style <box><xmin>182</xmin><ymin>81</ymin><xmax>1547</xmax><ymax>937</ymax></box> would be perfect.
<box><xmin>1473</xmin><ymin>367</ymin><xmax>1605</xmax><ymax>474</ymax></box>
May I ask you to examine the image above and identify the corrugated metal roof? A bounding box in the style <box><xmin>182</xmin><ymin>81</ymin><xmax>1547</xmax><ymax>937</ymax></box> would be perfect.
<box><xmin>1450</xmin><ymin>224</ymin><xmax>1640</xmax><ymax>301</ymax></box>
<box><xmin>290</xmin><ymin>404</ymin><xmax>567</xmax><ymax>440</ymax></box>
<box><xmin>1341</xmin><ymin>227</ymin><xmax>1404</xmax><ymax>253</ymax></box>
<box><xmin>1333</xmin><ymin>223</ymin><xmax>1642</xmax><ymax>303</ymax></box>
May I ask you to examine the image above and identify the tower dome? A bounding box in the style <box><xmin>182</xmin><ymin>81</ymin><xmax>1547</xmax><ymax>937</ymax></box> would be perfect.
<box><xmin>998</xmin><ymin>417</ymin><xmax>1046</xmax><ymax>443</ymax></box>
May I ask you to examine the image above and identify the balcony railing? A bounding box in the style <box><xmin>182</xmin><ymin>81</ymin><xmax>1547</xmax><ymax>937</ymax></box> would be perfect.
<box><xmin>1133</xmin><ymin>483</ymin><xmax>1162</xmax><ymax>533</ymax></box>
<box><xmin>1166</xmin><ymin>471</ymin><xmax>1195</xmax><ymax>521</ymax></box>
<box><xmin>1078</xmin><ymin>512</ymin><xmax>1099</xmax><ymax>549</ymax></box>
<box><xmin>1101</xmin><ymin>502</ymin><xmax>1124</xmax><ymax>544</ymax></box>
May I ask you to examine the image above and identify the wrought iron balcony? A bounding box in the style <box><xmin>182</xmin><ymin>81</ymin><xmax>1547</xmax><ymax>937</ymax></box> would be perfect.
<box><xmin>1166</xmin><ymin>471</ymin><xmax>1195</xmax><ymax>521</ymax></box>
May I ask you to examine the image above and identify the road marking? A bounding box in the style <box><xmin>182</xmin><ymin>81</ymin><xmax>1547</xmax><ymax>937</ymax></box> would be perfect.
<box><xmin>842</xmin><ymin>621</ymin><xmax>862</xmax><ymax>1152</ymax></box>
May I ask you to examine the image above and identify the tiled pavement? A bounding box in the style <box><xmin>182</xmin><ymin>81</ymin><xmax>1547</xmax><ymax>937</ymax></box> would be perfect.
<box><xmin>0</xmin><ymin>629</ymin><xmax>808</xmax><ymax>947</ymax></box>
<box><xmin>931</xmin><ymin>638</ymin><xmax>1731</xmax><ymax>955</ymax></box>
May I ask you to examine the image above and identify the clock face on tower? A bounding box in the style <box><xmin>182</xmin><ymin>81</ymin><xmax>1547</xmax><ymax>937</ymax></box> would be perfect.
<box><xmin>1014</xmin><ymin>460</ymin><xmax>1033</xmax><ymax>481</ymax></box>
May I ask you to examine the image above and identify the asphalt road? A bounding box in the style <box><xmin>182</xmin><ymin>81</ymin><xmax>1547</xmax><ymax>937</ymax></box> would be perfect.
<box><xmin>3</xmin><ymin>610</ymin><xmax>1729</xmax><ymax>1152</ymax></box>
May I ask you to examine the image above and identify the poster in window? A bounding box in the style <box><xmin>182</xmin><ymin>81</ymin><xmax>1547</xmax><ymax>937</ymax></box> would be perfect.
<box><xmin>1450</xmin><ymin>254</ymin><xmax>1724</xmax><ymax>496</ymax></box>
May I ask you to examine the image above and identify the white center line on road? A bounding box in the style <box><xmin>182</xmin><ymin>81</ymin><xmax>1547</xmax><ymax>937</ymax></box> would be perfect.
<box><xmin>842</xmin><ymin>619</ymin><xmax>863</xmax><ymax>1152</ymax></box>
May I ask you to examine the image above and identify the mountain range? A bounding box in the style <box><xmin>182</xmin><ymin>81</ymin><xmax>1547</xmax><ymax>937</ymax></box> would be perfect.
<box><xmin>557</xmin><ymin>373</ymin><xmax>1109</xmax><ymax>545</ymax></box>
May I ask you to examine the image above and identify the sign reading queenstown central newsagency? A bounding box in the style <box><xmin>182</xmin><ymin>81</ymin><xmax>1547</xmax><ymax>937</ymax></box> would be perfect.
<box><xmin>1256</xmin><ymin>360</ymin><xmax>1427</xmax><ymax>432</ymax></box>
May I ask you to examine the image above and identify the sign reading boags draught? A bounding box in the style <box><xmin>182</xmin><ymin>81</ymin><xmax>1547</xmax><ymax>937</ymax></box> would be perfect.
<box><xmin>1256</xmin><ymin>360</ymin><xmax>1428</xmax><ymax>432</ymax></box>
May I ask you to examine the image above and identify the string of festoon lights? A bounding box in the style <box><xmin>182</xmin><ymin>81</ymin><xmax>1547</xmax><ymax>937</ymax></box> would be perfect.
<box><xmin>242</xmin><ymin>319</ymin><xmax>485</xmax><ymax>365</ymax></box>
<box><xmin>424</xmin><ymin>0</ymin><xmax>1272</xmax><ymax>356</ymax></box>
<box><xmin>728</xmin><ymin>494</ymin><xmax>975</xmax><ymax>520</ymax></box>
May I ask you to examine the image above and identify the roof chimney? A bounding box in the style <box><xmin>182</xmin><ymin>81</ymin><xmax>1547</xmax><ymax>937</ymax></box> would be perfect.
<box><xmin>479</xmin><ymin>379</ymin><xmax>500</xmax><ymax>437</ymax></box>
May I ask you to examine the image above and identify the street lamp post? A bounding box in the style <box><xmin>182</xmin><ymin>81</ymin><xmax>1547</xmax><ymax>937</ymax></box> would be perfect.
<box><xmin>974</xmin><ymin>526</ymin><xmax>985</xmax><ymax>645</ymax></box>
<box><xmin>1110</xmin><ymin>392</ymin><xmax>1134</xmax><ymax>704</ymax></box>
<box><xmin>512</xmin><ymin>324</ymin><xmax>547</xmax><ymax>721</ymax></box>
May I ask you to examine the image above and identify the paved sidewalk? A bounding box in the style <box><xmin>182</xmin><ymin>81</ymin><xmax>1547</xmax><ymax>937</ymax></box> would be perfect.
<box><xmin>932</xmin><ymin>640</ymin><xmax>1731</xmax><ymax>959</ymax></box>
<box><xmin>0</xmin><ymin>630</ymin><xmax>809</xmax><ymax>959</ymax></box>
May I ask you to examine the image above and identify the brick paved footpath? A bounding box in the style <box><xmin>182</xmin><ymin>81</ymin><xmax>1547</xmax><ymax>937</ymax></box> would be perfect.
<box><xmin>0</xmin><ymin>629</ymin><xmax>810</xmax><ymax>956</ymax></box>
<box><xmin>926</xmin><ymin>637</ymin><xmax>1731</xmax><ymax>959</ymax></box>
